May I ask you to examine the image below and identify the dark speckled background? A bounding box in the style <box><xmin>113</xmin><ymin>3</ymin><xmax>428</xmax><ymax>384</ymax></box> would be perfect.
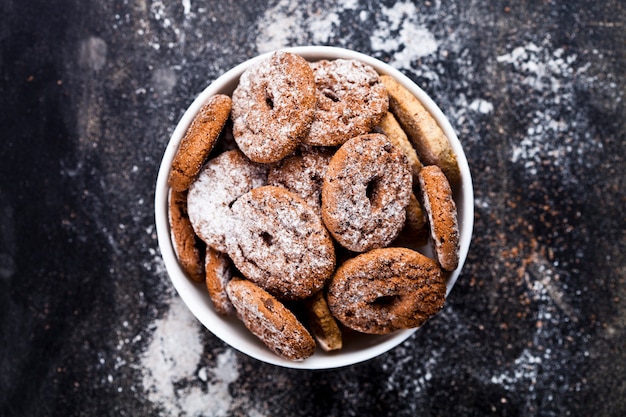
<box><xmin>1</xmin><ymin>0</ymin><xmax>625</xmax><ymax>416</ymax></box>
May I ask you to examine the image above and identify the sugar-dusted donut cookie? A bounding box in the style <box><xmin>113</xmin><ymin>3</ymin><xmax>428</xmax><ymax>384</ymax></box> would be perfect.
<box><xmin>205</xmin><ymin>248</ymin><xmax>234</xmax><ymax>315</ymax></box>
<box><xmin>303</xmin><ymin>291</ymin><xmax>342</xmax><ymax>352</ymax></box>
<box><xmin>267</xmin><ymin>146</ymin><xmax>334</xmax><ymax>216</ymax></box>
<box><xmin>321</xmin><ymin>134</ymin><xmax>412</xmax><ymax>252</ymax></box>
<box><xmin>418</xmin><ymin>165</ymin><xmax>460</xmax><ymax>271</ymax></box>
<box><xmin>168</xmin><ymin>94</ymin><xmax>232</xmax><ymax>191</ymax></box>
<box><xmin>327</xmin><ymin>247</ymin><xmax>447</xmax><ymax>334</ymax></box>
<box><xmin>226</xmin><ymin>277</ymin><xmax>316</xmax><ymax>361</ymax></box>
<box><xmin>303</xmin><ymin>59</ymin><xmax>388</xmax><ymax>146</ymax></box>
<box><xmin>228</xmin><ymin>186</ymin><xmax>336</xmax><ymax>300</ymax></box>
<box><xmin>381</xmin><ymin>75</ymin><xmax>461</xmax><ymax>186</ymax></box>
<box><xmin>187</xmin><ymin>150</ymin><xmax>268</xmax><ymax>252</ymax></box>
<box><xmin>231</xmin><ymin>51</ymin><xmax>317</xmax><ymax>163</ymax></box>
<box><xmin>168</xmin><ymin>189</ymin><xmax>205</xmax><ymax>282</ymax></box>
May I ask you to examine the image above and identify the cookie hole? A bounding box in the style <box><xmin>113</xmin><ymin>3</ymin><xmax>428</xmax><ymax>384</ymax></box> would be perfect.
<box><xmin>366</xmin><ymin>177</ymin><xmax>380</xmax><ymax>203</ymax></box>
<box><xmin>260</xmin><ymin>231</ymin><xmax>274</xmax><ymax>246</ymax></box>
<box><xmin>322</xmin><ymin>88</ymin><xmax>340</xmax><ymax>103</ymax></box>
<box><xmin>372</xmin><ymin>295</ymin><xmax>400</xmax><ymax>308</ymax></box>
<box><xmin>265</xmin><ymin>92</ymin><xmax>275</xmax><ymax>110</ymax></box>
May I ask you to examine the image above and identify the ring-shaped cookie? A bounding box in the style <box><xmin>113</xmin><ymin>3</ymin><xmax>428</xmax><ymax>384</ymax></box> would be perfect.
<box><xmin>321</xmin><ymin>134</ymin><xmax>412</xmax><ymax>252</ymax></box>
<box><xmin>231</xmin><ymin>51</ymin><xmax>316</xmax><ymax>163</ymax></box>
<box><xmin>228</xmin><ymin>186</ymin><xmax>336</xmax><ymax>300</ymax></box>
<box><xmin>303</xmin><ymin>59</ymin><xmax>388</xmax><ymax>146</ymax></box>
<box><xmin>327</xmin><ymin>247</ymin><xmax>446</xmax><ymax>334</ymax></box>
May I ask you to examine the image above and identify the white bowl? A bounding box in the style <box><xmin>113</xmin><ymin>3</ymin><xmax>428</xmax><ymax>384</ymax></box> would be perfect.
<box><xmin>155</xmin><ymin>46</ymin><xmax>474</xmax><ymax>369</ymax></box>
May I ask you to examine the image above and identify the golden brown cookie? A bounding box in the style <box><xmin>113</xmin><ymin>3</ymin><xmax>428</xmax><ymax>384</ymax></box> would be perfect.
<box><xmin>226</xmin><ymin>277</ymin><xmax>316</xmax><ymax>361</ymax></box>
<box><xmin>168</xmin><ymin>189</ymin><xmax>205</xmax><ymax>282</ymax></box>
<box><xmin>168</xmin><ymin>94</ymin><xmax>232</xmax><ymax>191</ymax></box>
<box><xmin>231</xmin><ymin>51</ymin><xmax>317</xmax><ymax>163</ymax></box>
<box><xmin>267</xmin><ymin>146</ymin><xmax>333</xmax><ymax>216</ymax></box>
<box><xmin>303</xmin><ymin>59</ymin><xmax>388</xmax><ymax>146</ymax></box>
<box><xmin>228</xmin><ymin>186</ymin><xmax>336</xmax><ymax>300</ymax></box>
<box><xmin>418</xmin><ymin>165</ymin><xmax>460</xmax><ymax>271</ymax></box>
<box><xmin>187</xmin><ymin>149</ymin><xmax>268</xmax><ymax>252</ymax></box>
<box><xmin>375</xmin><ymin>111</ymin><xmax>423</xmax><ymax>184</ymax></box>
<box><xmin>380</xmin><ymin>75</ymin><xmax>461</xmax><ymax>186</ymax></box>
<box><xmin>327</xmin><ymin>247</ymin><xmax>447</xmax><ymax>334</ymax></box>
<box><xmin>205</xmin><ymin>248</ymin><xmax>234</xmax><ymax>315</ymax></box>
<box><xmin>394</xmin><ymin>192</ymin><xmax>430</xmax><ymax>248</ymax></box>
<box><xmin>303</xmin><ymin>291</ymin><xmax>342</xmax><ymax>352</ymax></box>
<box><xmin>321</xmin><ymin>134</ymin><xmax>412</xmax><ymax>252</ymax></box>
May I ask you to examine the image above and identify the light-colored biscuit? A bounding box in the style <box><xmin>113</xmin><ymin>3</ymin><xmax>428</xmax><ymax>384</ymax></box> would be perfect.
<box><xmin>381</xmin><ymin>75</ymin><xmax>460</xmax><ymax>186</ymax></box>
<box><xmin>394</xmin><ymin>192</ymin><xmax>429</xmax><ymax>248</ymax></box>
<box><xmin>375</xmin><ymin>111</ymin><xmax>423</xmax><ymax>183</ymax></box>
<box><xmin>303</xmin><ymin>291</ymin><xmax>342</xmax><ymax>352</ymax></box>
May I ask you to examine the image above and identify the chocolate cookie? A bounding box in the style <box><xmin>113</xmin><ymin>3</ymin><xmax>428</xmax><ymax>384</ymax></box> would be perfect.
<box><xmin>168</xmin><ymin>189</ymin><xmax>205</xmax><ymax>282</ymax></box>
<box><xmin>267</xmin><ymin>146</ymin><xmax>333</xmax><ymax>216</ymax></box>
<box><xmin>187</xmin><ymin>149</ymin><xmax>268</xmax><ymax>252</ymax></box>
<box><xmin>303</xmin><ymin>59</ymin><xmax>388</xmax><ymax>146</ymax></box>
<box><xmin>168</xmin><ymin>94</ymin><xmax>232</xmax><ymax>191</ymax></box>
<box><xmin>327</xmin><ymin>247</ymin><xmax>447</xmax><ymax>334</ymax></box>
<box><xmin>228</xmin><ymin>186</ymin><xmax>336</xmax><ymax>300</ymax></box>
<box><xmin>226</xmin><ymin>277</ymin><xmax>316</xmax><ymax>361</ymax></box>
<box><xmin>321</xmin><ymin>134</ymin><xmax>412</xmax><ymax>252</ymax></box>
<box><xmin>231</xmin><ymin>51</ymin><xmax>317</xmax><ymax>163</ymax></box>
<box><xmin>418</xmin><ymin>165</ymin><xmax>460</xmax><ymax>271</ymax></box>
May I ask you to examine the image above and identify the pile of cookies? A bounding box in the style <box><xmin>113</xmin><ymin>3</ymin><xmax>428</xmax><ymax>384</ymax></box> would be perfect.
<box><xmin>167</xmin><ymin>51</ymin><xmax>461</xmax><ymax>361</ymax></box>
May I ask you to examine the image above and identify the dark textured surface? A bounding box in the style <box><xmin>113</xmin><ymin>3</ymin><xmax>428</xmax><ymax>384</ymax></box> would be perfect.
<box><xmin>1</xmin><ymin>1</ymin><xmax>625</xmax><ymax>416</ymax></box>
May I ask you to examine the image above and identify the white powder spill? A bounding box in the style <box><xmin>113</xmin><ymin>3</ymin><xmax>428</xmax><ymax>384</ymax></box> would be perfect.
<box><xmin>79</xmin><ymin>36</ymin><xmax>107</xmax><ymax>71</ymax></box>
<box><xmin>468</xmin><ymin>98</ymin><xmax>494</xmax><ymax>114</ymax></box>
<box><xmin>140</xmin><ymin>297</ymin><xmax>243</xmax><ymax>416</ymax></box>
<box><xmin>256</xmin><ymin>1</ymin><xmax>359</xmax><ymax>52</ymax></box>
<box><xmin>370</xmin><ymin>2</ymin><xmax>439</xmax><ymax>66</ymax></box>
<box><xmin>256</xmin><ymin>1</ymin><xmax>439</xmax><ymax>66</ymax></box>
<box><xmin>182</xmin><ymin>0</ymin><xmax>191</xmax><ymax>16</ymax></box>
<box><xmin>496</xmin><ymin>41</ymin><xmax>608</xmax><ymax>179</ymax></box>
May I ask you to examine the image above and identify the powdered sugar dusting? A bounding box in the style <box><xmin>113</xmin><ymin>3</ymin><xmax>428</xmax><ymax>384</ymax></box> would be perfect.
<box><xmin>229</xmin><ymin>186</ymin><xmax>335</xmax><ymax>300</ymax></box>
<box><xmin>304</xmin><ymin>59</ymin><xmax>389</xmax><ymax>146</ymax></box>
<box><xmin>231</xmin><ymin>52</ymin><xmax>316</xmax><ymax>163</ymax></box>
<box><xmin>496</xmin><ymin>41</ymin><xmax>607</xmax><ymax>180</ymax></box>
<box><xmin>267</xmin><ymin>147</ymin><xmax>333</xmax><ymax>215</ymax></box>
<box><xmin>187</xmin><ymin>150</ymin><xmax>267</xmax><ymax>252</ymax></box>
<box><xmin>370</xmin><ymin>2</ymin><xmax>439</xmax><ymax>66</ymax></box>
<box><xmin>322</xmin><ymin>135</ymin><xmax>412</xmax><ymax>252</ymax></box>
<box><xmin>140</xmin><ymin>296</ymin><xmax>244</xmax><ymax>416</ymax></box>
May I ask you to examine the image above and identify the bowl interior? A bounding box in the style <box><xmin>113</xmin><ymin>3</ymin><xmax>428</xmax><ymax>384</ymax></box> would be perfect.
<box><xmin>155</xmin><ymin>46</ymin><xmax>474</xmax><ymax>369</ymax></box>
